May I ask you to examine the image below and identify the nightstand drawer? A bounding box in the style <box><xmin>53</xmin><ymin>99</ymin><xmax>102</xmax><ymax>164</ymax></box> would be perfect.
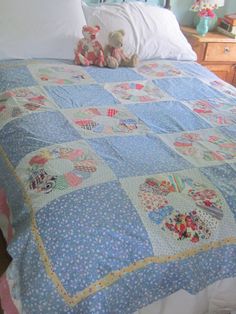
<box><xmin>205</xmin><ymin>43</ymin><xmax>236</xmax><ymax>62</ymax></box>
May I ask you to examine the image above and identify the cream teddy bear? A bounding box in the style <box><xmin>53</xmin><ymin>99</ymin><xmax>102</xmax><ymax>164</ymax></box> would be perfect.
<box><xmin>104</xmin><ymin>30</ymin><xmax>138</xmax><ymax>68</ymax></box>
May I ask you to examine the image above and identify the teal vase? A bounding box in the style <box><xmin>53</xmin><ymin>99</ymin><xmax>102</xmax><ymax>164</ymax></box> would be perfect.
<box><xmin>196</xmin><ymin>17</ymin><xmax>210</xmax><ymax>36</ymax></box>
<box><xmin>193</xmin><ymin>14</ymin><xmax>217</xmax><ymax>31</ymax></box>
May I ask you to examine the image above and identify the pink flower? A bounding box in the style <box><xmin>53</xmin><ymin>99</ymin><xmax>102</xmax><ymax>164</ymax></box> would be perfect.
<box><xmin>204</xmin><ymin>200</ymin><xmax>212</xmax><ymax>207</ymax></box>
<box><xmin>198</xmin><ymin>8</ymin><xmax>215</xmax><ymax>18</ymax></box>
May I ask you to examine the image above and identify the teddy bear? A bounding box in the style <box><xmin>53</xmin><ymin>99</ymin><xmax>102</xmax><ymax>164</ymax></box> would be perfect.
<box><xmin>104</xmin><ymin>30</ymin><xmax>138</xmax><ymax>69</ymax></box>
<box><xmin>74</xmin><ymin>25</ymin><xmax>105</xmax><ymax>67</ymax></box>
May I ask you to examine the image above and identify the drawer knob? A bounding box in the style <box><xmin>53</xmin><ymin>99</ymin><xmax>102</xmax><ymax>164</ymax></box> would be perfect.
<box><xmin>224</xmin><ymin>47</ymin><xmax>230</xmax><ymax>54</ymax></box>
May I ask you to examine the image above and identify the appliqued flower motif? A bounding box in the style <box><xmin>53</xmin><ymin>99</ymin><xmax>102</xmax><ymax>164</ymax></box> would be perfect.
<box><xmin>27</xmin><ymin>146</ymin><xmax>97</xmax><ymax>194</ymax></box>
<box><xmin>138</xmin><ymin>174</ymin><xmax>224</xmax><ymax>240</ymax></box>
<box><xmin>137</xmin><ymin>62</ymin><xmax>183</xmax><ymax>78</ymax></box>
<box><xmin>108</xmin><ymin>81</ymin><xmax>166</xmax><ymax>103</ymax></box>
<box><xmin>173</xmin><ymin>131</ymin><xmax>236</xmax><ymax>163</ymax></box>
<box><xmin>0</xmin><ymin>87</ymin><xmax>56</xmax><ymax>128</ymax></box>
<box><xmin>65</xmin><ymin>107</ymin><xmax>147</xmax><ymax>137</ymax></box>
<box><xmin>28</xmin><ymin>63</ymin><xmax>92</xmax><ymax>85</ymax></box>
<box><xmin>186</xmin><ymin>99</ymin><xmax>236</xmax><ymax>126</ymax></box>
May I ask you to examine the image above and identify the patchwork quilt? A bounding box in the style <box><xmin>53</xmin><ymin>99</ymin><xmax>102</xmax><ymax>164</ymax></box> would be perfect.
<box><xmin>0</xmin><ymin>59</ymin><xmax>236</xmax><ymax>314</ymax></box>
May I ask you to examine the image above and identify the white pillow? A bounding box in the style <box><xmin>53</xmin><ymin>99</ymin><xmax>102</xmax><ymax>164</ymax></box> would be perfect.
<box><xmin>82</xmin><ymin>2</ymin><xmax>197</xmax><ymax>61</ymax></box>
<box><xmin>0</xmin><ymin>0</ymin><xmax>86</xmax><ymax>60</ymax></box>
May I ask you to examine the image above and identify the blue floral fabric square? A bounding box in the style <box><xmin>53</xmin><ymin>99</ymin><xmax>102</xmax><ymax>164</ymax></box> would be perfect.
<box><xmin>201</xmin><ymin>164</ymin><xmax>236</xmax><ymax>219</ymax></box>
<box><xmin>35</xmin><ymin>181</ymin><xmax>152</xmax><ymax>295</ymax></box>
<box><xmin>0</xmin><ymin>66</ymin><xmax>36</xmax><ymax>92</ymax></box>
<box><xmin>220</xmin><ymin>124</ymin><xmax>236</xmax><ymax>140</ymax></box>
<box><xmin>153</xmin><ymin>77</ymin><xmax>223</xmax><ymax>100</ymax></box>
<box><xmin>0</xmin><ymin>111</ymin><xmax>81</xmax><ymax>166</ymax></box>
<box><xmin>128</xmin><ymin>101</ymin><xmax>211</xmax><ymax>133</ymax></box>
<box><xmin>45</xmin><ymin>84</ymin><xmax>119</xmax><ymax>108</ymax></box>
<box><xmin>89</xmin><ymin>134</ymin><xmax>191</xmax><ymax>178</ymax></box>
<box><xmin>85</xmin><ymin>67</ymin><xmax>144</xmax><ymax>83</ymax></box>
<box><xmin>175</xmin><ymin>62</ymin><xmax>218</xmax><ymax>80</ymax></box>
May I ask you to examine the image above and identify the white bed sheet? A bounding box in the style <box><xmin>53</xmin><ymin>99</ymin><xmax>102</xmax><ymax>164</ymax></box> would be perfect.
<box><xmin>135</xmin><ymin>277</ymin><xmax>236</xmax><ymax>314</ymax></box>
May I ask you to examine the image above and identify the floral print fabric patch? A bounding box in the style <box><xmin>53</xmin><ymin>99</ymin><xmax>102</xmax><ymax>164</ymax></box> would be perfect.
<box><xmin>0</xmin><ymin>87</ymin><xmax>56</xmax><ymax>127</ymax></box>
<box><xmin>160</xmin><ymin>129</ymin><xmax>236</xmax><ymax>167</ymax></box>
<box><xmin>62</xmin><ymin>106</ymin><xmax>149</xmax><ymax>137</ymax></box>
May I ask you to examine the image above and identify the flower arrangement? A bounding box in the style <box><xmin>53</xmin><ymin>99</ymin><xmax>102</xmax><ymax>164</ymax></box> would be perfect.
<box><xmin>190</xmin><ymin>0</ymin><xmax>221</xmax><ymax>18</ymax></box>
<box><xmin>198</xmin><ymin>8</ymin><xmax>216</xmax><ymax>18</ymax></box>
<box><xmin>190</xmin><ymin>0</ymin><xmax>224</xmax><ymax>36</ymax></box>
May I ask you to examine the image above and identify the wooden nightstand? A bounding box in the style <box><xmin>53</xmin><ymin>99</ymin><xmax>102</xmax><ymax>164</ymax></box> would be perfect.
<box><xmin>181</xmin><ymin>26</ymin><xmax>236</xmax><ymax>87</ymax></box>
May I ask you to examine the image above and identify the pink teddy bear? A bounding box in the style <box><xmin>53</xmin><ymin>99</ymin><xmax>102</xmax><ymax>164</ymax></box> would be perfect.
<box><xmin>74</xmin><ymin>25</ymin><xmax>105</xmax><ymax>67</ymax></box>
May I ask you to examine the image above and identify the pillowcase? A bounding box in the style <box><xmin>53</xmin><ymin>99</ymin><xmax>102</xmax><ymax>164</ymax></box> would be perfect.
<box><xmin>0</xmin><ymin>0</ymin><xmax>86</xmax><ymax>60</ymax></box>
<box><xmin>82</xmin><ymin>2</ymin><xmax>197</xmax><ymax>61</ymax></box>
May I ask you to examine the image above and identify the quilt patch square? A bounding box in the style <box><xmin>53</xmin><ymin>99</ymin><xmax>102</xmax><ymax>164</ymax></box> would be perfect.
<box><xmin>61</xmin><ymin>106</ymin><xmax>149</xmax><ymax>138</ymax></box>
<box><xmin>128</xmin><ymin>101</ymin><xmax>210</xmax><ymax>134</ymax></box>
<box><xmin>201</xmin><ymin>164</ymin><xmax>236</xmax><ymax>220</ymax></box>
<box><xmin>0</xmin><ymin>66</ymin><xmax>36</xmax><ymax>93</ymax></box>
<box><xmin>0</xmin><ymin>111</ymin><xmax>81</xmax><ymax>167</ymax></box>
<box><xmin>121</xmin><ymin>168</ymin><xmax>235</xmax><ymax>256</ymax></box>
<box><xmin>16</xmin><ymin>141</ymin><xmax>116</xmax><ymax>211</ymax></box>
<box><xmin>174</xmin><ymin>62</ymin><xmax>217</xmax><ymax>81</ymax></box>
<box><xmin>85</xmin><ymin>67</ymin><xmax>144</xmax><ymax>83</ymax></box>
<box><xmin>104</xmin><ymin>81</ymin><xmax>170</xmax><ymax>104</ymax></box>
<box><xmin>35</xmin><ymin>181</ymin><xmax>152</xmax><ymax>294</ymax></box>
<box><xmin>160</xmin><ymin>129</ymin><xmax>236</xmax><ymax>167</ymax></box>
<box><xmin>45</xmin><ymin>85</ymin><xmax>119</xmax><ymax>109</ymax></box>
<box><xmin>0</xmin><ymin>87</ymin><xmax>56</xmax><ymax>129</ymax></box>
<box><xmin>220</xmin><ymin>124</ymin><xmax>236</xmax><ymax>140</ymax></box>
<box><xmin>153</xmin><ymin>78</ymin><xmax>223</xmax><ymax>101</ymax></box>
<box><xmin>28</xmin><ymin>63</ymin><xmax>94</xmax><ymax>85</ymax></box>
<box><xmin>183</xmin><ymin>98</ymin><xmax>236</xmax><ymax>126</ymax></box>
<box><xmin>88</xmin><ymin>134</ymin><xmax>191</xmax><ymax>178</ymax></box>
<box><xmin>208</xmin><ymin>80</ymin><xmax>236</xmax><ymax>98</ymax></box>
<box><xmin>136</xmin><ymin>61</ymin><xmax>185</xmax><ymax>79</ymax></box>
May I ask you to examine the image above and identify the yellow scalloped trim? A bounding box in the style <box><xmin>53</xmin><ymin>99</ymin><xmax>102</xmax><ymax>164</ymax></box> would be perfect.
<box><xmin>1</xmin><ymin>145</ymin><xmax>236</xmax><ymax>306</ymax></box>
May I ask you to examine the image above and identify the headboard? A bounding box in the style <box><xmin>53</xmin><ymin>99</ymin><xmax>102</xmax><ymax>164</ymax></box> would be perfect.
<box><xmin>98</xmin><ymin>0</ymin><xmax>171</xmax><ymax>9</ymax></box>
<box><xmin>164</xmin><ymin>0</ymin><xmax>171</xmax><ymax>9</ymax></box>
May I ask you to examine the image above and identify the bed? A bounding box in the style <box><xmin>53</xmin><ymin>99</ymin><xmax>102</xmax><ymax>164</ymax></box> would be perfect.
<box><xmin>0</xmin><ymin>0</ymin><xmax>236</xmax><ymax>313</ymax></box>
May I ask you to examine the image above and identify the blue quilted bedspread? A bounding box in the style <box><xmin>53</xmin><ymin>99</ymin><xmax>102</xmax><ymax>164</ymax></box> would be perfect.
<box><xmin>0</xmin><ymin>59</ymin><xmax>236</xmax><ymax>313</ymax></box>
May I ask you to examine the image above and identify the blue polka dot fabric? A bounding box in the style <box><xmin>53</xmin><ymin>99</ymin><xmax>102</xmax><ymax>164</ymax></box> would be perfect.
<box><xmin>128</xmin><ymin>101</ymin><xmax>211</xmax><ymax>133</ymax></box>
<box><xmin>153</xmin><ymin>77</ymin><xmax>224</xmax><ymax>100</ymax></box>
<box><xmin>84</xmin><ymin>66</ymin><xmax>144</xmax><ymax>83</ymax></box>
<box><xmin>45</xmin><ymin>84</ymin><xmax>119</xmax><ymax>108</ymax></box>
<box><xmin>0</xmin><ymin>65</ymin><xmax>36</xmax><ymax>92</ymax></box>
<box><xmin>0</xmin><ymin>59</ymin><xmax>236</xmax><ymax>314</ymax></box>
